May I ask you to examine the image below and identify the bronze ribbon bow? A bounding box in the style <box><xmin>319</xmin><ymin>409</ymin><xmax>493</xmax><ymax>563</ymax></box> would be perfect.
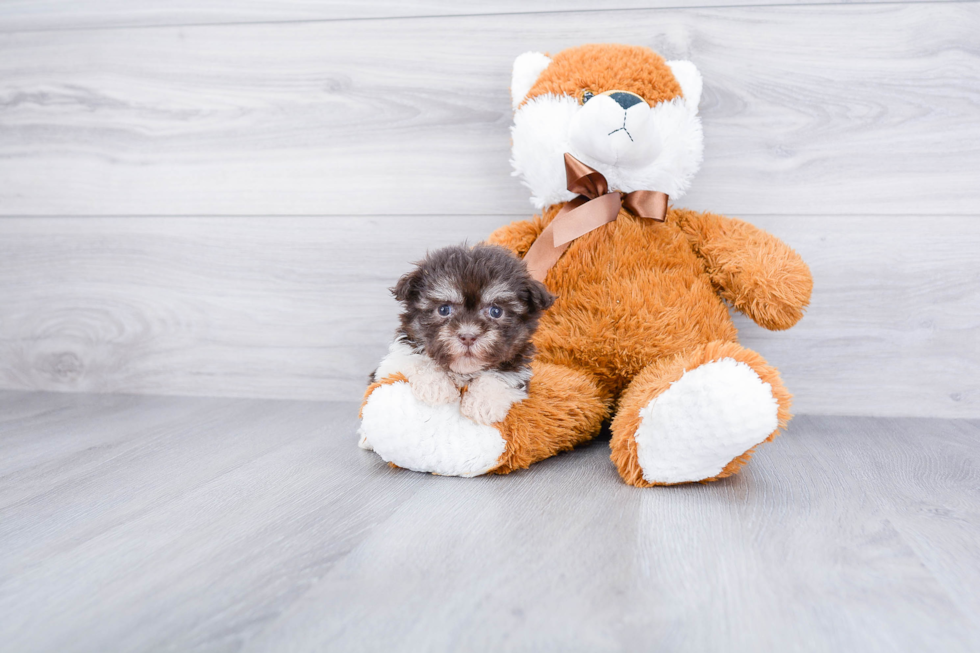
<box><xmin>522</xmin><ymin>153</ymin><xmax>668</xmax><ymax>282</ymax></box>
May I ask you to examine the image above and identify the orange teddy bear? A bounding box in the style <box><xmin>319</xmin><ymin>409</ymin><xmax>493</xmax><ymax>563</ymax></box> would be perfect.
<box><xmin>359</xmin><ymin>44</ymin><xmax>812</xmax><ymax>486</ymax></box>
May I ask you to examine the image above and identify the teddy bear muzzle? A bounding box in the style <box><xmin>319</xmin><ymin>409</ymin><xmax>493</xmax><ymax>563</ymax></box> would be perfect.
<box><xmin>569</xmin><ymin>90</ymin><xmax>661</xmax><ymax>167</ymax></box>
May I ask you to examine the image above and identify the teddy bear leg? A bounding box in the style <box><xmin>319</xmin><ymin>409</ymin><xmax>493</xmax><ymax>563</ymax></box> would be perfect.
<box><xmin>609</xmin><ymin>341</ymin><xmax>792</xmax><ymax>487</ymax></box>
<box><xmin>358</xmin><ymin>362</ymin><xmax>609</xmax><ymax>478</ymax></box>
<box><xmin>491</xmin><ymin>361</ymin><xmax>610</xmax><ymax>475</ymax></box>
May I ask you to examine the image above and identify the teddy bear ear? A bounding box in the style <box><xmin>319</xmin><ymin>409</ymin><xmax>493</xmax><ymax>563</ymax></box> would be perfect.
<box><xmin>511</xmin><ymin>52</ymin><xmax>552</xmax><ymax>110</ymax></box>
<box><xmin>666</xmin><ymin>60</ymin><xmax>703</xmax><ymax>110</ymax></box>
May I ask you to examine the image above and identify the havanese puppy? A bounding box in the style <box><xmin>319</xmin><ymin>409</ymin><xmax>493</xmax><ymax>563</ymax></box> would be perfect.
<box><xmin>370</xmin><ymin>243</ymin><xmax>554</xmax><ymax>426</ymax></box>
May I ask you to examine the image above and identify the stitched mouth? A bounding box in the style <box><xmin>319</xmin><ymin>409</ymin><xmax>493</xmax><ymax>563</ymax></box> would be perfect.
<box><xmin>607</xmin><ymin>112</ymin><xmax>633</xmax><ymax>142</ymax></box>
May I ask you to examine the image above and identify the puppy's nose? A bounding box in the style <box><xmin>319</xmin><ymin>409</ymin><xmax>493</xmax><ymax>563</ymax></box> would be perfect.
<box><xmin>458</xmin><ymin>333</ymin><xmax>478</xmax><ymax>347</ymax></box>
<box><xmin>609</xmin><ymin>91</ymin><xmax>644</xmax><ymax>110</ymax></box>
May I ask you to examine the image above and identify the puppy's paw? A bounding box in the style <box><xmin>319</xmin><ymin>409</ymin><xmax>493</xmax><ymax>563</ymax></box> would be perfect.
<box><xmin>460</xmin><ymin>374</ymin><xmax>525</xmax><ymax>426</ymax></box>
<box><xmin>409</xmin><ymin>368</ymin><xmax>460</xmax><ymax>406</ymax></box>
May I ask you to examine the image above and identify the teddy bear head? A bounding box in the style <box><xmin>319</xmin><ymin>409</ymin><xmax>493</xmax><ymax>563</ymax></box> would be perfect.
<box><xmin>510</xmin><ymin>44</ymin><xmax>704</xmax><ymax>210</ymax></box>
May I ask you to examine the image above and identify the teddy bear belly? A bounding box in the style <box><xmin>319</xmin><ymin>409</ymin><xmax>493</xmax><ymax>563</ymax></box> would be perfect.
<box><xmin>533</xmin><ymin>266</ymin><xmax>738</xmax><ymax>398</ymax></box>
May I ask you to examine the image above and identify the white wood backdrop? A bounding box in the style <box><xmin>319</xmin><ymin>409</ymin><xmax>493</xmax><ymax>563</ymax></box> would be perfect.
<box><xmin>0</xmin><ymin>2</ymin><xmax>977</xmax><ymax>417</ymax></box>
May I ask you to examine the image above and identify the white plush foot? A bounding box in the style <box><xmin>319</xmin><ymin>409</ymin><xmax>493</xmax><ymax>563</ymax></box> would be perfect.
<box><xmin>356</xmin><ymin>426</ymin><xmax>373</xmax><ymax>451</ymax></box>
<box><xmin>459</xmin><ymin>374</ymin><xmax>525</xmax><ymax>426</ymax></box>
<box><xmin>634</xmin><ymin>358</ymin><xmax>779</xmax><ymax>484</ymax></box>
<box><xmin>409</xmin><ymin>367</ymin><xmax>460</xmax><ymax>406</ymax></box>
<box><xmin>359</xmin><ymin>381</ymin><xmax>507</xmax><ymax>477</ymax></box>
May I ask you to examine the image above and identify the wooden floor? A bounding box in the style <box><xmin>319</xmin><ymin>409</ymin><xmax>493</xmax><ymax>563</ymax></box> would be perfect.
<box><xmin>1</xmin><ymin>391</ymin><xmax>978</xmax><ymax>652</ymax></box>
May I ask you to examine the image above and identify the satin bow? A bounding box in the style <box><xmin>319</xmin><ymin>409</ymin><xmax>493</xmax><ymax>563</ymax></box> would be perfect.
<box><xmin>522</xmin><ymin>153</ymin><xmax>668</xmax><ymax>282</ymax></box>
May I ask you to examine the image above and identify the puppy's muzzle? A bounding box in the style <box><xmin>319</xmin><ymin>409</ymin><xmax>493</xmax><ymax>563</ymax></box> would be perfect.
<box><xmin>456</xmin><ymin>325</ymin><xmax>481</xmax><ymax>350</ymax></box>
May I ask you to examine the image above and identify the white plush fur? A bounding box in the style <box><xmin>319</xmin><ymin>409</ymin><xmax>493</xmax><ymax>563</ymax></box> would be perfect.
<box><xmin>633</xmin><ymin>358</ymin><xmax>779</xmax><ymax>484</ymax></box>
<box><xmin>509</xmin><ymin>53</ymin><xmax>704</xmax><ymax>210</ymax></box>
<box><xmin>511</xmin><ymin>51</ymin><xmax>552</xmax><ymax>110</ymax></box>
<box><xmin>666</xmin><ymin>60</ymin><xmax>703</xmax><ymax>110</ymax></box>
<box><xmin>568</xmin><ymin>94</ymin><xmax>660</xmax><ymax>167</ymax></box>
<box><xmin>511</xmin><ymin>93</ymin><xmax>703</xmax><ymax>210</ymax></box>
<box><xmin>511</xmin><ymin>94</ymin><xmax>582</xmax><ymax>209</ymax></box>
<box><xmin>359</xmin><ymin>382</ymin><xmax>507</xmax><ymax>477</ymax></box>
<box><xmin>374</xmin><ymin>338</ymin><xmax>425</xmax><ymax>380</ymax></box>
<box><xmin>362</xmin><ymin>337</ymin><xmax>529</xmax><ymax>465</ymax></box>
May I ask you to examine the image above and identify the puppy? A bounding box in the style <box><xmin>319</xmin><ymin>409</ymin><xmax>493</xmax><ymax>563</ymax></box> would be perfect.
<box><xmin>370</xmin><ymin>243</ymin><xmax>554</xmax><ymax>426</ymax></box>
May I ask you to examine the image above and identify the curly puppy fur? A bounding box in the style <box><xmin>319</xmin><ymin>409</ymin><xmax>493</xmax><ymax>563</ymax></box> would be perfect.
<box><xmin>391</xmin><ymin>244</ymin><xmax>553</xmax><ymax>377</ymax></box>
<box><xmin>371</xmin><ymin>244</ymin><xmax>554</xmax><ymax>426</ymax></box>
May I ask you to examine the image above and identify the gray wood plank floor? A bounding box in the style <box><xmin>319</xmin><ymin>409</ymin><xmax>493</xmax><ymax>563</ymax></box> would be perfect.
<box><xmin>2</xmin><ymin>390</ymin><xmax>978</xmax><ymax>652</ymax></box>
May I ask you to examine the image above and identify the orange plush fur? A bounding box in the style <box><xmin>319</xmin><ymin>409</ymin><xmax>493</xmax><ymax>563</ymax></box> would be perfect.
<box><xmin>364</xmin><ymin>44</ymin><xmax>812</xmax><ymax>486</ymax></box>
<box><xmin>486</xmin><ymin>204</ymin><xmax>810</xmax><ymax>484</ymax></box>
<box><xmin>487</xmin><ymin>45</ymin><xmax>811</xmax><ymax>484</ymax></box>
<box><xmin>359</xmin><ymin>372</ymin><xmax>408</xmax><ymax>419</ymax></box>
<box><xmin>520</xmin><ymin>44</ymin><xmax>684</xmax><ymax>109</ymax></box>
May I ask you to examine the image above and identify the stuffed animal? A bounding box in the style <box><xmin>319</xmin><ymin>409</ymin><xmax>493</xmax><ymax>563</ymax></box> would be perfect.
<box><xmin>359</xmin><ymin>44</ymin><xmax>812</xmax><ymax>486</ymax></box>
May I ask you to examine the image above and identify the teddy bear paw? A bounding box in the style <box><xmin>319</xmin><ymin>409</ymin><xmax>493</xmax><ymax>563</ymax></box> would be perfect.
<box><xmin>356</xmin><ymin>425</ymin><xmax>373</xmax><ymax>451</ymax></box>
<box><xmin>633</xmin><ymin>358</ymin><xmax>779</xmax><ymax>484</ymax></box>
<box><xmin>359</xmin><ymin>380</ymin><xmax>507</xmax><ymax>477</ymax></box>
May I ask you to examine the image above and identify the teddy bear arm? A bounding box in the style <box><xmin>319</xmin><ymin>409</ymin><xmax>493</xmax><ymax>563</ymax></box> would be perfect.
<box><xmin>484</xmin><ymin>215</ymin><xmax>546</xmax><ymax>258</ymax></box>
<box><xmin>675</xmin><ymin>209</ymin><xmax>813</xmax><ymax>331</ymax></box>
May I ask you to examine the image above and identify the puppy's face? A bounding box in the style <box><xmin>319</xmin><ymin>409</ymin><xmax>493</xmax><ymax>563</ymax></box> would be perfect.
<box><xmin>393</xmin><ymin>245</ymin><xmax>554</xmax><ymax>374</ymax></box>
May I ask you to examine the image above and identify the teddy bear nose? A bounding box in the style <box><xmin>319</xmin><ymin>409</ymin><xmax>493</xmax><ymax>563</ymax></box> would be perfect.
<box><xmin>458</xmin><ymin>333</ymin><xmax>478</xmax><ymax>346</ymax></box>
<box><xmin>609</xmin><ymin>91</ymin><xmax>644</xmax><ymax>110</ymax></box>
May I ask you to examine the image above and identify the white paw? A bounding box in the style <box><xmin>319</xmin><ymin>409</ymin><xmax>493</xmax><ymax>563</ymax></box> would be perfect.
<box><xmin>359</xmin><ymin>381</ymin><xmax>507</xmax><ymax>477</ymax></box>
<box><xmin>409</xmin><ymin>368</ymin><xmax>460</xmax><ymax>406</ymax></box>
<box><xmin>634</xmin><ymin>358</ymin><xmax>779</xmax><ymax>484</ymax></box>
<box><xmin>459</xmin><ymin>374</ymin><xmax>525</xmax><ymax>426</ymax></box>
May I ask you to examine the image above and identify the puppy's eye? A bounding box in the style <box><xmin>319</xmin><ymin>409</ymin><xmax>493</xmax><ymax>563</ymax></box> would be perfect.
<box><xmin>487</xmin><ymin>306</ymin><xmax>503</xmax><ymax>319</ymax></box>
<box><xmin>581</xmin><ymin>90</ymin><xmax>594</xmax><ymax>104</ymax></box>
<box><xmin>437</xmin><ymin>304</ymin><xmax>453</xmax><ymax>317</ymax></box>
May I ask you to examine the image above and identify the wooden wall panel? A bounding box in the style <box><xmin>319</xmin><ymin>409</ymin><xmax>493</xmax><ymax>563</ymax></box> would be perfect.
<box><xmin>0</xmin><ymin>215</ymin><xmax>500</xmax><ymax>401</ymax></box>
<box><xmin>0</xmin><ymin>4</ymin><xmax>977</xmax><ymax>217</ymax></box>
<box><xmin>0</xmin><ymin>215</ymin><xmax>976</xmax><ymax>417</ymax></box>
<box><xmin>0</xmin><ymin>3</ymin><xmax>976</xmax><ymax>417</ymax></box>
<box><xmin>735</xmin><ymin>215</ymin><xmax>980</xmax><ymax>418</ymax></box>
<box><xmin>0</xmin><ymin>0</ymin><xmax>947</xmax><ymax>33</ymax></box>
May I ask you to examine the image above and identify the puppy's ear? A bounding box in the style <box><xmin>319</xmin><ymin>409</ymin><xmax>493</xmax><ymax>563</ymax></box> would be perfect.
<box><xmin>391</xmin><ymin>267</ymin><xmax>424</xmax><ymax>303</ymax></box>
<box><xmin>523</xmin><ymin>278</ymin><xmax>556</xmax><ymax>315</ymax></box>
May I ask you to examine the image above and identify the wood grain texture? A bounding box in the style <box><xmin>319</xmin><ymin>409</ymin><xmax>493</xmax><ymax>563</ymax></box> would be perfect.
<box><xmin>2</xmin><ymin>391</ymin><xmax>979</xmax><ymax>652</ymax></box>
<box><xmin>0</xmin><ymin>4</ymin><xmax>977</xmax><ymax>216</ymax></box>
<box><xmin>735</xmin><ymin>215</ymin><xmax>980</xmax><ymax>418</ymax></box>
<box><xmin>0</xmin><ymin>0</ymin><xmax>955</xmax><ymax>32</ymax></box>
<box><xmin>0</xmin><ymin>214</ymin><xmax>977</xmax><ymax>417</ymax></box>
<box><xmin>0</xmin><ymin>214</ymin><xmax>501</xmax><ymax>402</ymax></box>
<box><xmin>0</xmin><ymin>392</ymin><xmax>427</xmax><ymax>652</ymax></box>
